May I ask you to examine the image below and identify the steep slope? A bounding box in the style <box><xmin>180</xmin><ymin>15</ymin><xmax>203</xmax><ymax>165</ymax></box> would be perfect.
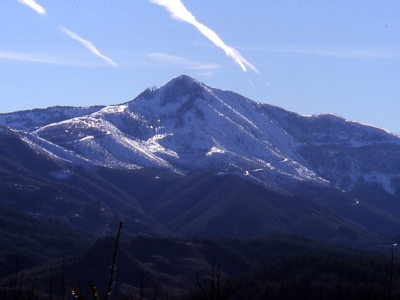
<box><xmin>0</xmin><ymin>126</ymin><xmax>169</xmax><ymax>236</ymax></box>
<box><xmin>264</xmin><ymin>108</ymin><xmax>400</xmax><ymax>208</ymax></box>
<box><xmin>96</xmin><ymin>168</ymin><xmax>400</xmax><ymax>244</ymax></box>
<box><xmin>2</xmin><ymin>75</ymin><xmax>400</xmax><ymax>245</ymax></box>
<box><xmin>144</xmin><ymin>172</ymin><xmax>382</xmax><ymax>243</ymax></box>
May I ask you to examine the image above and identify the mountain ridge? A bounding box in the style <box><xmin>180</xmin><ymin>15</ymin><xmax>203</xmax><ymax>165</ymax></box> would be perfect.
<box><xmin>4</xmin><ymin>75</ymin><xmax>397</xmax><ymax>192</ymax></box>
<box><xmin>1</xmin><ymin>75</ymin><xmax>400</xmax><ymax>195</ymax></box>
<box><xmin>1</xmin><ymin>75</ymin><xmax>400</xmax><ymax>244</ymax></box>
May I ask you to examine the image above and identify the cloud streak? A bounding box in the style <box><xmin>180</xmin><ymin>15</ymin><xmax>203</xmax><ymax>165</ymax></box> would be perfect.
<box><xmin>17</xmin><ymin>0</ymin><xmax>46</xmax><ymax>15</ymax></box>
<box><xmin>150</xmin><ymin>0</ymin><xmax>258</xmax><ymax>73</ymax></box>
<box><xmin>148</xmin><ymin>52</ymin><xmax>219</xmax><ymax>70</ymax></box>
<box><xmin>62</xmin><ymin>28</ymin><xmax>117</xmax><ymax>67</ymax></box>
<box><xmin>0</xmin><ymin>51</ymin><xmax>56</xmax><ymax>64</ymax></box>
<box><xmin>252</xmin><ymin>46</ymin><xmax>400</xmax><ymax>60</ymax></box>
<box><xmin>16</xmin><ymin>1</ymin><xmax>116</xmax><ymax>67</ymax></box>
<box><xmin>0</xmin><ymin>50</ymin><xmax>112</xmax><ymax>67</ymax></box>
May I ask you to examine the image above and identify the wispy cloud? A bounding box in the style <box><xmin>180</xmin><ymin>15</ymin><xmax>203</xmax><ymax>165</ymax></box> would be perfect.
<box><xmin>0</xmin><ymin>51</ymin><xmax>57</xmax><ymax>64</ymax></box>
<box><xmin>150</xmin><ymin>0</ymin><xmax>258</xmax><ymax>73</ymax></box>
<box><xmin>0</xmin><ymin>50</ymin><xmax>109</xmax><ymax>67</ymax></box>
<box><xmin>61</xmin><ymin>27</ymin><xmax>117</xmax><ymax>67</ymax></box>
<box><xmin>252</xmin><ymin>46</ymin><xmax>400</xmax><ymax>60</ymax></box>
<box><xmin>16</xmin><ymin>1</ymin><xmax>116</xmax><ymax>67</ymax></box>
<box><xmin>17</xmin><ymin>0</ymin><xmax>46</xmax><ymax>15</ymax></box>
<box><xmin>148</xmin><ymin>52</ymin><xmax>219</xmax><ymax>70</ymax></box>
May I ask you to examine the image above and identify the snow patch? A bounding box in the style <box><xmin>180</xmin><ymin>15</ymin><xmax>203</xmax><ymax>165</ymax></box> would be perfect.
<box><xmin>365</xmin><ymin>173</ymin><xmax>396</xmax><ymax>195</ymax></box>
<box><xmin>79</xmin><ymin>135</ymin><xmax>94</xmax><ymax>142</ymax></box>
<box><xmin>206</xmin><ymin>146</ymin><xmax>226</xmax><ymax>156</ymax></box>
<box><xmin>50</xmin><ymin>170</ymin><xmax>72</xmax><ymax>180</ymax></box>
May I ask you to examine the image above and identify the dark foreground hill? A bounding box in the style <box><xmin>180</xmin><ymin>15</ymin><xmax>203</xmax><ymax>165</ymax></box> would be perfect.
<box><xmin>0</xmin><ymin>204</ymin><xmax>92</xmax><ymax>280</ymax></box>
<box><xmin>2</xmin><ymin>230</ymin><xmax>399</xmax><ymax>300</ymax></box>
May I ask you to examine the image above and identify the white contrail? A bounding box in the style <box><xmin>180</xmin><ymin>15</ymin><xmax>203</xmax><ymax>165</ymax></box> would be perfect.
<box><xmin>15</xmin><ymin>1</ymin><xmax>117</xmax><ymax>67</ymax></box>
<box><xmin>150</xmin><ymin>0</ymin><xmax>258</xmax><ymax>73</ymax></box>
<box><xmin>17</xmin><ymin>0</ymin><xmax>46</xmax><ymax>15</ymax></box>
<box><xmin>253</xmin><ymin>46</ymin><xmax>400</xmax><ymax>60</ymax></box>
<box><xmin>62</xmin><ymin>27</ymin><xmax>117</xmax><ymax>67</ymax></box>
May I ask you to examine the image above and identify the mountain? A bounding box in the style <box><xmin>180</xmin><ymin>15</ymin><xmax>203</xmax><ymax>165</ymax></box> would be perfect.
<box><xmin>3</xmin><ymin>75</ymin><xmax>399</xmax><ymax>194</ymax></box>
<box><xmin>1</xmin><ymin>75</ymin><xmax>400</xmax><ymax>246</ymax></box>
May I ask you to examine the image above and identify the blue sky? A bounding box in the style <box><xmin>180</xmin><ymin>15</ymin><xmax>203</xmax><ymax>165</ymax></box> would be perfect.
<box><xmin>2</xmin><ymin>1</ymin><xmax>400</xmax><ymax>134</ymax></box>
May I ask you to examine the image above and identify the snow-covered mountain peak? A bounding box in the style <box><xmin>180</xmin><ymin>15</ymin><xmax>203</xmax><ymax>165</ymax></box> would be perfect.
<box><xmin>19</xmin><ymin>76</ymin><xmax>326</xmax><ymax>190</ymax></box>
<box><xmin>161</xmin><ymin>74</ymin><xmax>205</xmax><ymax>92</ymax></box>
<box><xmin>133</xmin><ymin>75</ymin><xmax>208</xmax><ymax>109</ymax></box>
<box><xmin>3</xmin><ymin>75</ymin><xmax>400</xmax><ymax>197</ymax></box>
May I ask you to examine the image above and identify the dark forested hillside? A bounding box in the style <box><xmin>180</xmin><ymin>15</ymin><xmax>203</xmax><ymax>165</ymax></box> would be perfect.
<box><xmin>0</xmin><ymin>125</ymin><xmax>390</xmax><ymax>246</ymax></box>
<box><xmin>0</xmin><ymin>204</ymin><xmax>92</xmax><ymax>279</ymax></box>
<box><xmin>2</xmin><ymin>231</ymin><xmax>398</xmax><ymax>299</ymax></box>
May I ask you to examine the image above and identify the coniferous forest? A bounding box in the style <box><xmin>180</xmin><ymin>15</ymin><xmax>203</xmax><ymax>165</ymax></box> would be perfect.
<box><xmin>1</xmin><ymin>218</ymin><xmax>400</xmax><ymax>299</ymax></box>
